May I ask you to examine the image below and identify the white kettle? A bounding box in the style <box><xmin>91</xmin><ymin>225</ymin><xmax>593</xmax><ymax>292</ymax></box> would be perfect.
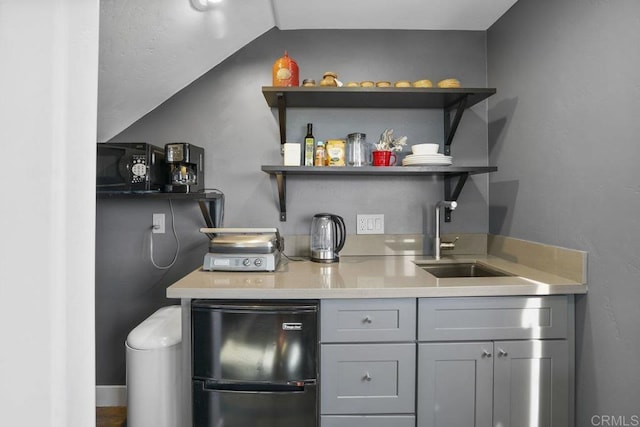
<box><xmin>310</xmin><ymin>213</ymin><xmax>346</xmax><ymax>263</ymax></box>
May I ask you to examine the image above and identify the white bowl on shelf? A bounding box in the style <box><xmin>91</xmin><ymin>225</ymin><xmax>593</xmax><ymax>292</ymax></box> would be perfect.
<box><xmin>411</xmin><ymin>143</ymin><xmax>439</xmax><ymax>155</ymax></box>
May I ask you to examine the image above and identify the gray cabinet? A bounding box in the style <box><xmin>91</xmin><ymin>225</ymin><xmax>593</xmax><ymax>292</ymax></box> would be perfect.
<box><xmin>320</xmin><ymin>415</ymin><xmax>415</xmax><ymax>427</ymax></box>
<box><xmin>416</xmin><ymin>296</ymin><xmax>573</xmax><ymax>427</ymax></box>
<box><xmin>320</xmin><ymin>298</ymin><xmax>416</xmax><ymax>427</ymax></box>
<box><xmin>417</xmin><ymin>295</ymin><xmax>569</xmax><ymax>341</ymax></box>
<box><xmin>492</xmin><ymin>340</ymin><xmax>569</xmax><ymax>427</ymax></box>
<box><xmin>321</xmin><ymin>298</ymin><xmax>416</xmax><ymax>342</ymax></box>
<box><xmin>320</xmin><ymin>343</ymin><xmax>416</xmax><ymax>414</ymax></box>
<box><xmin>318</xmin><ymin>296</ymin><xmax>575</xmax><ymax>427</ymax></box>
<box><xmin>417</xmin><ymin>342</ymin><xmax>493</xmax><ymax>427</ymax></box>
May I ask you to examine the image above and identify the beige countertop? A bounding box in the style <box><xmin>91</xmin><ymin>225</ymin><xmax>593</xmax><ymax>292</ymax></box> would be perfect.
<box><xmin>166</xmin><ymin>254</ymin><xmax>587</xmax><ymax>300</ymax></box>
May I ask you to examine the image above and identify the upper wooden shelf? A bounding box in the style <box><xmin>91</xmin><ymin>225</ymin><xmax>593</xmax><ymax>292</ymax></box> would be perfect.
<box><xmin>261</xmin><ymin>86</ymin><xmax>496</xmax><ymax>110</ymax></box>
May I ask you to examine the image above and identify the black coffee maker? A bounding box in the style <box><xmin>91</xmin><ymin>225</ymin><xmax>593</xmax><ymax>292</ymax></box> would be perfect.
<box><xmin>164</xmin><ymin>142</ymin><xmax>204</xmax><ymax>193</ymax></box>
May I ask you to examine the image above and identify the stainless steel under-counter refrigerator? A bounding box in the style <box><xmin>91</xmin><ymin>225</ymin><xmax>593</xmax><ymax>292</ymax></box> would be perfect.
<box><xmin>191</xmin><ymin>300</ymin><xmax>319</xmax><ymax>427</ymax></box>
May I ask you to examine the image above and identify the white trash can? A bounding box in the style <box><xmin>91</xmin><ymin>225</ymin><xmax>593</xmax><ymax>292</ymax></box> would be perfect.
<box><xmin>126</xmin><ymin>305</ymin><xmax>184</xmax><ymax>427</ymax></box>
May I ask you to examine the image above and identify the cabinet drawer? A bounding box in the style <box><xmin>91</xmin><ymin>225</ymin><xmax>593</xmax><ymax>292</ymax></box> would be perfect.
<box><xmin>320</xmin><ymin>343</ymin><xmax>415</xmax><ymax>414</ymax></box>
<box><xmin>321</xmin><ymin>298</ymin><xmax>416</xmax><ymax>342</ymax></box>
<box><xmin>418</xmin><ymin>296</ymin><xmax>568</xmax><ymax>341</ymax></box>
<box><xmin>322</xmin><ymin>415</ymin><xmax>415</xmax><ymax>427</ymax></box>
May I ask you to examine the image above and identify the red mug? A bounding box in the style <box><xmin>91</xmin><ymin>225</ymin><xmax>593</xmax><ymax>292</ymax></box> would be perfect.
<box><xmin>372</xmin><ymin>150</ymin><xmax>397</xmax><ymax>166</ymax></box>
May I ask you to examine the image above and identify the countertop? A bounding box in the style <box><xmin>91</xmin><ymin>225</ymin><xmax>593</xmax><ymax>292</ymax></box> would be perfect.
<box><xmin>166</xmin><ymin>254</ymin><xmax>587</xmax><ymax>300</ymax></box>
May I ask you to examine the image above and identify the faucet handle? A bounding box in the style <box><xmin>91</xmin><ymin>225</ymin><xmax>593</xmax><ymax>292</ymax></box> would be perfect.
<box><xmin>440</xmin><ymin>236</ymin><xmax>459</xmax><ymax>250</ymax></box>
<box><xmin>436</xmin><ymin>200</ymin><xmax>457</xmax><ymax>210</ymax></box>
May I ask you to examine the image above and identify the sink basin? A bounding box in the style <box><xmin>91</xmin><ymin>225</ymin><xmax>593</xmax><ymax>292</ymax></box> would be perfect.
<box><xmin>419</xmin><ymin>262</ymin><xmax>513</xmax><ymax>278</ymax></box>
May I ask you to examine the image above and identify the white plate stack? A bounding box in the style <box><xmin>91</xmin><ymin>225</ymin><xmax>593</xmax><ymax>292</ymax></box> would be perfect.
<box><xmin>402</xmin><ymin>153</ymin><xmax>452</xmax><ymax>166</ymax></box>
<box><xmin>403</xmin><ymin>143</ymin><xmax>452</xmax><ymax>166</ymax></box>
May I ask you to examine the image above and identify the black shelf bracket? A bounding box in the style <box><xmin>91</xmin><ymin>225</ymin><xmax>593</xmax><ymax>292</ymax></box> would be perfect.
<box><xmin>443</xmin><ymin>172</ymin><xmax>469</xmax><ymax>222</ymax></box>
<box><xmin>443</xmin><ymin>95</ymin><xmax>469</xmax><ymax>156</ymax></box>
<box><xmin>277</xmin><ymin>92</ymin><xmax>287</xmax><ymax>147</ymax></box>
<box><xmin>197</xmin><ymin>198</ymin><xmax>224</xmax><ymax>228</ymax></box>
<box><xmin>97</xmin><ymin>191</ymin><xmax>225</xmax><ymax>227</ymax></box>
<box><xmin>275</xmin><ymin>172</ymin><xmax>287</xmax><ymax>221</ymax></box>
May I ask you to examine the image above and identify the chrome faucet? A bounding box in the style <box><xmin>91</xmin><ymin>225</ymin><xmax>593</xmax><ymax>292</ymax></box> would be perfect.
<box><xmin>434</xmin><ymin>201</ymin><xmax>458</xmax><ymax>260</ymax></box>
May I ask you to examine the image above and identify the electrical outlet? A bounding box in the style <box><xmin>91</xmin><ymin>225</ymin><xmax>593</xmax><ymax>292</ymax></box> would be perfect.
<box><xmin>152</xmin><ymin>213</ymin><xmax>165</xmax><ymax>234</ymax></box>
<box><xmin>356</xmin><ymin>214</ymin><xmax>384</xmax><ymax>235</ymax></box>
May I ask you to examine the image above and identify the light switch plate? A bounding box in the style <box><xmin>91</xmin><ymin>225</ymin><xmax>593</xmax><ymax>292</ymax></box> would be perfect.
<box><xmin>356</xmin><ymin>214</ymin><xmax>384</xmax><ymax>235</ymax></box>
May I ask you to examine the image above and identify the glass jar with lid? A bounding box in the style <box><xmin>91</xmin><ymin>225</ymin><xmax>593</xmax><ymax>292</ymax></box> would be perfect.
<box><xmin>346</xmin><ymin>132</ymin><xmax>372</xmax><ymax>167</ymax></box>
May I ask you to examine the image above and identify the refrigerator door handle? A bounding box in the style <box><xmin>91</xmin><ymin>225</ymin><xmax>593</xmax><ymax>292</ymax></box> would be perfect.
<box><xmin>192</xmin><ymin>304</ymin><xmax>318</xmax><ymax>313</ymax></box>
<box><xmin>202</xmin><ymin>379</ymin><xmax>316</xmax><ymax>393</ymax></box>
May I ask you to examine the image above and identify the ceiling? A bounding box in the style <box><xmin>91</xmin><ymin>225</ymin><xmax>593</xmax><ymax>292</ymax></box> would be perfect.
<box><xmin>97</xmin><ymin>0</ymin><xmax>518</xmax><ymax>141</ymax></box>
<box><xmin>272</xmin><ymin>0</ymin><xmax>518</xmax><ymax>31</ymax></box>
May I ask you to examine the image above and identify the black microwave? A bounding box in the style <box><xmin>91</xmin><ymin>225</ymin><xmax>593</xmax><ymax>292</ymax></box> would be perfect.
<box><xmin>96</xmin><ymin>142</ymin><xmax>166</xmax><ymax>192</ymax></box>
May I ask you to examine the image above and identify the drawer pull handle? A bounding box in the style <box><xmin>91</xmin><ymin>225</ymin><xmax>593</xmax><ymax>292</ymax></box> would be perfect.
<box><xmin>363</xmin><ymin>372</ymin><xmax>372</xmax><ymax>381</ymax></box>
<box><xmin>498</xmin><ymin>349</ymin><xmax>508</xmax><ymax>357</ymax></box>
<box><xmin>363</xmin><ymin>316</ymin><xmax>373</xmax><ymax>324</ymax></box>
<box><xmin>482</xmin><ymin>350</ymin><xmax>492</xmax><ymax>358</ymax></box>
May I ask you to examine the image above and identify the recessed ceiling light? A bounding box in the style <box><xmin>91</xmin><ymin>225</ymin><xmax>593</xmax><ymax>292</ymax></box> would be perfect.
<box><xmin>190</xmin><ymin>0</ymin><xmax>222</xmax><ymax>12</ymax></box>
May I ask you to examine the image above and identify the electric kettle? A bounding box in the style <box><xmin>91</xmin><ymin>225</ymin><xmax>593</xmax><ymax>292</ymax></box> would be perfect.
<box><xmin>310</xmin><ymin>213</ymin><xmax>346</xmax><ymax>263</ymax></box>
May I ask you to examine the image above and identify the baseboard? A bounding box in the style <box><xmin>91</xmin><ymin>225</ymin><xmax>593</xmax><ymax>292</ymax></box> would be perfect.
<box><xmin>96</xmin><ymin>385</ymin><xmax>126</xmax><ymax>407</ymax></box>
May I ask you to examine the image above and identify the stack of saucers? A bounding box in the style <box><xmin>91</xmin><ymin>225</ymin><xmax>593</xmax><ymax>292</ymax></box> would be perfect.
<box><xmin>402</xmin><ymin>154</ymin><xmax>452</xmax><ymax>166</ymax></box>
<box><xmin>403</xmin><ymin>143</ymin><xmax>452</xmax><ymax>166</ymax></box>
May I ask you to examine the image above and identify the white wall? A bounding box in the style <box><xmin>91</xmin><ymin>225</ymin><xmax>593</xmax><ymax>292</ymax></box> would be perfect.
<box><xmin>0</xmin><ymin>1</ymin><xmax>99</xmax><ymax>426</ymax></box>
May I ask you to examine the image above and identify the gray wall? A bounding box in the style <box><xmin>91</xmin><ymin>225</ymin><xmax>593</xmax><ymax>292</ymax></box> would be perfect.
<box><xmin>96</xmin><ymin>199</ymin><xmax>207</xmax><ymax>384</ymax></box>
<box><xmin>111</xmin><ymin>28</ymin><xmax>491</xmax><ymax>235</ymax></box>
<box><xmin>488</xmin><ymin>0</ymin><xmax>640</xmax><ymax>423</ymax></box>
<box><xmin>97</xmin><ymin>29</ymin><xmax>491</xmax><ymax>384</ymax></box>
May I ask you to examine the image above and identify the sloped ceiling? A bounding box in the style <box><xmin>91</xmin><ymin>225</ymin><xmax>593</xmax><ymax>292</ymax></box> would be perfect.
<box><xmin>97</xmin><ymin>0</ymin><xmax>517</xmax><ymax>141</ymax></box>
<box><xmin>98</xmin><ymin>0</ymin><xmax>274</xmax><ymax>141</ymax></box>
<box><xmin>272</xmin><ymin>0</ymin><xmax>518</xmax><ymax>30</ymax></box>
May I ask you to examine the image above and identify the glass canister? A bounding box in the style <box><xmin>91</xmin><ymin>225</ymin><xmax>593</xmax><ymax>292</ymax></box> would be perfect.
<box><xmin>346</xmin><ymin>132</ymin><xmax>372</xmax><ymax>167</ymax></box>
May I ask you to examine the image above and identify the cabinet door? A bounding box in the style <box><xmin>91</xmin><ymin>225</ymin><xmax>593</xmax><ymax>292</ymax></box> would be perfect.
<box><xmin>321</xmin><ymin>343</ymin><xmax>415</xmax><ymax>415</ymax></box>
<box><xmin>417</xmin><ymin>342</ymin><xmax>493</xmax><ymax>427</ymax></box>
<box><xmin>493</xmin><ymin>340</ymin><xmax>569</xmax><ymax>427</ymax></box>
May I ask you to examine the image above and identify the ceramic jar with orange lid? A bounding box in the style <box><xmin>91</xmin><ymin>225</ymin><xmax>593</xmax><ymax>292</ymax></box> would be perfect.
<box><xmin>272</xmin><ymin>51</ymin><xmax>299</xmax><ymax>87</ymax></box>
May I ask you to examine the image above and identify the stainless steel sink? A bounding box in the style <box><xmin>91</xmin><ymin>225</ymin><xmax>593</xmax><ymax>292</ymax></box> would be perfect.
<box><xmin>419</xmin><ymin>262</ymin><xmax>513</xmax><ymax>278</ymax></box>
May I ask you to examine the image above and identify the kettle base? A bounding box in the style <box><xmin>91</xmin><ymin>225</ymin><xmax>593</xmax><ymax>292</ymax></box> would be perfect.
<box><xmin>310</xmin><ymin>257</ymin><xmax>339</xmax><ymax>263</ymax></box>
<box><xmin>310</xmin><ymin>254</ymin><xmax>339</xmax><ymax>263</ymax></box>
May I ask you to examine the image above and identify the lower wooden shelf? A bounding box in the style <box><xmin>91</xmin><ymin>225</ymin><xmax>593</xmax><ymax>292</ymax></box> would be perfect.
<box><xmin>261</xmin><ymin>165</ymin><xmax>497</xmax><ymax>221</ymax></box>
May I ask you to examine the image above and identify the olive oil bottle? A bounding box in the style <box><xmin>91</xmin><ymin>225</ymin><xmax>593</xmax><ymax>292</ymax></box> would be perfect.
<box><xmin>304</xmin><ymin>123</ymin><xmax>315</xmax><ymax>166</ymax></box>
